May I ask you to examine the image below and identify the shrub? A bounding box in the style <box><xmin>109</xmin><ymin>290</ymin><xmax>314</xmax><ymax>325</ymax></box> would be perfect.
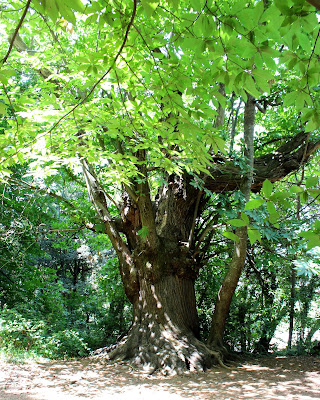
<box><xmin>0</xmin><ymin>307</ymin><xmax>90</xmax><ymax>359</ymax></box>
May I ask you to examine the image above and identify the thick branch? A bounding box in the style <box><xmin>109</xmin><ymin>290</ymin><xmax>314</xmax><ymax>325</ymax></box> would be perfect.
<box><xmin>205</xmin><ymin>131</ymin><xmax>320</xmax><ymax>193</ymax></box>
<box><xmin>306</xmin><ymin>0</ymin><xmax>320</xmax><ymax>10</ymax></box>
<box><xmin>80</xmin><ymin>158</ymin><xmax>139</xmax><ymax>302</ymax></box>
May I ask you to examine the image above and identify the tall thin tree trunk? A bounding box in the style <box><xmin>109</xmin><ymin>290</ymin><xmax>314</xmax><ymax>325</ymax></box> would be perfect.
<box><xmin>288</xmin><ymin>266</ymin><xmax>296</xmax><ymax>349</ymax></box>
<box><xmin>229</xmin><ymin>99</ymin><xmax>242</xmax><ymax>155</ymax></box>
<box><xmin>207</xmin><ymin>93</ymin><xmax>255</xmax><ymax>350</ymax></box>
<box><xmin>288</xmin><ymin>180</ymin><xmax>302</xmax><ymax>349</ymax></box>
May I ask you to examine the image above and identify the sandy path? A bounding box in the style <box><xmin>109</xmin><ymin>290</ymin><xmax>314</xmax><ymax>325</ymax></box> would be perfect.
<box><xmin>0</xmin><ymin>356</ymin><xmax>319</xmax><ymax>400</ymax></box>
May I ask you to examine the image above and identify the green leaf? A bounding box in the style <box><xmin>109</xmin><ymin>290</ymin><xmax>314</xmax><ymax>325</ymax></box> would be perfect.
<box><xmin>315</xmin><ymin>220</ymin><xmax>320</xmax><ymax>232</ymax></box>
<box><xmin>266</xmin><ymin>201</ymin><xmax>275</xmax><ymax>214</ymax></box>
<box><xmin>95</xmin><ymin>223</ymin><xmax>105</xmax><ymax>233</ymax></box>
<box><xmin>284</xmin><ymin>91</ymin><xmax>298</xmax><ymax>107</ymax></box>
<box><xmin>252</xmin><ymin>1</ymin><xmax>265</xmax><ymax>25</ymax></box>
<box><xmin>244</xmin><ymin>199</ymin><xmax>265</xmax><ymax>210</ymax></box>
<box><xmin>243</xmin><ymin>74</ymin><xmax>261</xmax><ymax>98</ymax></box>
<box><xmin>262</xmin><ymin>179</ymin><xmax>273</xmax><ymax>198</ymax></box>
<box><xmin>297</xmin><ymin>32</ymin><xmax>312</xmax><ymax>54</ymax></box>
<box><xmin>0</xmin><ymin>102</ymin><xmax>7</xmax><ymax>115</ymax></box>
<box><xmin>305</xmin><ymin>114</ymin><xmax>319</xmax><ymax>132</ymax></box>
<box><xmin>269</xmin><ymin>191</ymin><xmax>291</xmax><ymax>202</ymax></box>
<box><xmin>141</xmin><ymin>0</ymin><xmax>159</xmax><ymax>17</ymax></box>
<box><xmin>137</xmin><ymin>226</ymin><xmax>149</xmax><ymax>238</ymax></box>
<box><xmin>252</xmin><ymin>69</ymin><xmax>273</xmax><ymax>93</ymax></box>
<box><xmin>44</xmin><ymin>0</ymin><xmax>59</xmax><ymax>22</ymax></box>
<box><xmin>241</xmin><ymin>212</ymin><xmax>249</xmax><ymax>225</ymax></box>
<box><xmin>308</xmin><ymin>189</ymin><xmax>320</xmax><ymax>200</ymax></box>
<box><xmin>290</xmin><ymin>185</ymin><xmax>304</xmax><ymax>194</ymax></box>
<box><xmin>306</xmin><ymin>176</ymin><xmax>318</xmax><ymax>188</ymax></box>
<box><xmin>67</xmin><ymin>0</ymin><xmax>85</xmax><ymax>13</ymax></box>
<box><xmin>222</xmin><ymin>231</ymin><xmax>240</xmax><ymax>242</ymax></box>
<box><xmin>167</xmin><ymin>0</ymin><xmax>180</xmax><ymax>9</ymax></box>
<box><xmin>190</xmin><ymin>0</ymin><xmax>202</xmax><ymax>10</ymax></box>
<box><xmin>58</xmin><ymin>3</ymin><xmax>77</xmax><ymax>24</ymax></box>
<box><xmin>227</xmin><ymin>218</ymin><xmax>247</xmax><ymax>227</ymax></box>
<box><xmin>307</xmin><ymin>237</ymin><xmax>320</xmax><ymax>250</ymax></box>
<box><xmin>268</xmin><ymin>212</ymin><xmax>279</xmax><ymax>224</ymax></box>
<box><xmin>299</xmin><ymin>231</ymin><xmax>316</xmax><ymax>239</ymax></box>
<box><xmin>248</xmin><ymin>227</ymin><xmax>261</xmax><ymax>245</ymax></box>
<box><xmin>300</xmin><ymin>191</ymin><xmax>309</xmax><ymax>204</ymax></box>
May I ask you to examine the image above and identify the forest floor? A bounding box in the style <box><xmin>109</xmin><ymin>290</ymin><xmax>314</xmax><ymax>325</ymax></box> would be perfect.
<box><xmin>0</xmin><ymin>355</ymin><xmax>319</xmax><ymax>400</ymax></box>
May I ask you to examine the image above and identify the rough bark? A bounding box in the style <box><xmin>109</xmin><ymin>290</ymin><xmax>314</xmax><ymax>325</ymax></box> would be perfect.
<box><xmin>107</xmin><ymin>274</ymin><xmax>223</xmax><ymax>374</ymax></box>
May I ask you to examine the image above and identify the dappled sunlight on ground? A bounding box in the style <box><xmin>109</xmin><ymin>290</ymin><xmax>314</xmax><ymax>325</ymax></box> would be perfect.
<box><xmin>0</xmin><ymin>356</ymin><xmax>319</xmax><ymax>400</ymax></box>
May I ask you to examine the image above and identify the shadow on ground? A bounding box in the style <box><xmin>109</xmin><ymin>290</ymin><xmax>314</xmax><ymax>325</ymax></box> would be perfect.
<box><xmin>1</xmin><ymin>355</ymin><xmax>319</xmax><ymax>400</ymax></box>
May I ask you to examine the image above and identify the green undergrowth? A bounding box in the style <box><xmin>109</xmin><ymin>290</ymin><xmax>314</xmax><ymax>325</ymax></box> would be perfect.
<box><xmin>0</xmin><ymin>307</ymin><xmax>91</xmax><ymax>361</ymax></box>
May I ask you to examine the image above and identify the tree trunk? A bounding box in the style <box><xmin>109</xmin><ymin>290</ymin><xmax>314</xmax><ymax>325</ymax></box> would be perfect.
<box><xmin>89</xmin><ymin>169</ymin><xmax>225</xmax><ymax>374</ymax></box>
<box><xmin>108</xmin><ymin>271</ymin><xmax>222</xmax><ymax>374</ymax></box>
<box><xmin>207</xmin><ymin>93</ymin><xmax>255</xmax><ymax>351</ymax></box>
<box><xmin>207</xmin><ymin>226</ymin><xmax>248</xmax><ymax>350</ymax></box>
<box><xmin>288</xmin><ymin>265</ymin><xmax>296</xmax><ymax>349</ymax></box>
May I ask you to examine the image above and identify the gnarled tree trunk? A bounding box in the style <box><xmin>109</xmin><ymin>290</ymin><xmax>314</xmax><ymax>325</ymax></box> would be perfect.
<box><xmin>109</xmin><ymin>270</ymin><xmax>220</xmax><ymax>374</ymax></box>
<box><xmin>90</xmin><ymin>169</ymin><xmax>224</xmax><ymax>373</ymax></box>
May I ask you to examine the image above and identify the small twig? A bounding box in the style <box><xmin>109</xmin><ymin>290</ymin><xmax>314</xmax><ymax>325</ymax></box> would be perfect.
<box><xmin>1</xmin><ymin>0</ymin><xmax>32</xmax><ymax>65</ymax></box>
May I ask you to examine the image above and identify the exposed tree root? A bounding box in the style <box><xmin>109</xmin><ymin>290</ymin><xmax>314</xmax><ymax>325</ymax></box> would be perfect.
<box><xmin>94</xmin><ymin>323</ymin><xmax>231</xmax><ymax>375</ymax></box>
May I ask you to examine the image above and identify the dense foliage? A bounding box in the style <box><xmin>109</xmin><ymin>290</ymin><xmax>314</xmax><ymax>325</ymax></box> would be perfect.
<box><xmin>0</xmin><ymin>0</ymin><xmax>319</xmax><ymax>369</ymax></box>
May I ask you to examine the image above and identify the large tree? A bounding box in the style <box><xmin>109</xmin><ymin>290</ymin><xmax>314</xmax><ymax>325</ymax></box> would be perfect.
<box><xmin>0</xmin><ymin>0</ymin><xmax>319</xmax><ymax>373</ymax></box>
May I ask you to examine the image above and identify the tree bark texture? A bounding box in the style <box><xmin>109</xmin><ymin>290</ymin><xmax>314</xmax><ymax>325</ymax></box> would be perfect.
<box><xmin>91</xmin><ymin>170</ymin><xmax>226</xmax><ymax>373</ymax></box>
<box><xmin>108</xmin><ymin>274</ymin><xmax>222</xmax><ymax>374</ymax></box>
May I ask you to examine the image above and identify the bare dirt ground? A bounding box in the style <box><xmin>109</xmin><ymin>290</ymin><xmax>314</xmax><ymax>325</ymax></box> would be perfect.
<box><xmin>0</xmin><ymin>355</ymin><xmax>319</xmax><ymax>400</ymax></box>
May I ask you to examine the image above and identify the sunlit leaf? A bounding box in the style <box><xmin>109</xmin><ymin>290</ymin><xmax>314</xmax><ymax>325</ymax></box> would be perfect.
<box><xmin>222</xmin><ymin>231</ymin><xmax>240</xmax><ymax>242</ymax></box>
<box><xmin>227</xmin><ymin>218</ymin><xmax>247</xmax><ymax>227</ymax></box>
<box><xmin>244</xmin><ymin>199</ymin><xmax>265</xmax><ymax>210</ymax></box>
<box><xmin>248</xmin><ymin>227</ymin><xmax>261</xmax><ymax>245</ymax></box>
